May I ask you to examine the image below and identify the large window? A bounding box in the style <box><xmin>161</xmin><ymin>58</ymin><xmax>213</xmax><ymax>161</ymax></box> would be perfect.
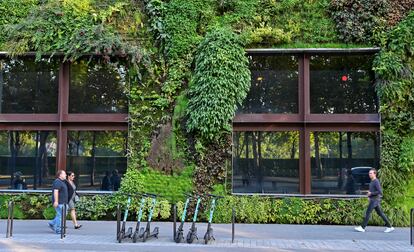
<box><xmin>69</xmin><ymin>60</ymin><xmax>128</xmax><ymax>113</ymax></box>
<box><xmin>310</xmin><ymin>131</ymin><xmax>379</xmax><ymax>194</ymax></box>
<box><xmin>0</xmin><ymin>54</ymin><xmax>128</xmax><ymax>191</ymax></box>
<box><xmin>233</xmin><ymin>131</ymin><xmax>299</xmax><ymax>193</ymax></box>
<box><xmin>233</xmin><ymin>49</ymin><xmax>380</xmax><ymax>196</ymax></box>
<box><xmin>67</xmin><ymin>131</ymin><xmax>127</xmax><ymax>190</ymax></box>
<box><xmin>310</xmin><ymin>55</ymin><xmax>377</xmax><ymax>114</ymax></box>
<box><xmin>239</xmin><ymin>55</ymin><xmax>299</xmax><ymax>114</ymax></box>
<box><xmin>0</xmin><ymin>131</ymin><xmax>57</xmax><ymax>189</ymax></box>
<box><xmin>0</xmin><ymin>58</ymin><xmax>59</xmax><ymax>113</ymax></box>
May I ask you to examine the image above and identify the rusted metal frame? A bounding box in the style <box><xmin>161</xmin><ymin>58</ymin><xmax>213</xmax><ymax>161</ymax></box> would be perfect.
<box><xmin>0</xmin><ymin>114</ymin><xmax>59</xmax><ymax>122</ymax></box>
<box><xmin>57</xmin><ymin>62</ymin><xmax>69</xmax><ymax>170</ymax></box>
<box><xmin>65</xmin><ymin>114</ymin><xmax>128</xmax><ymax>123</ymax></box>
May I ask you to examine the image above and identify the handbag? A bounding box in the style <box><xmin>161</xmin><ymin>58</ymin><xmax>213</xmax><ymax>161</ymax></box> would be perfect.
<box><xmin>74</xmin><ymin>193</ymin><xmax>80</xmax><ymax>203</ymax></box>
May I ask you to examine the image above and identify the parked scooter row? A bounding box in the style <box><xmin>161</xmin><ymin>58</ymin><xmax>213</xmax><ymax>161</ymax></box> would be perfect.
<box><xmin>175</xmin><ymin>193</ymin><xmax>223</xmax><ymax>244</ymax></box>
<box><xmin>117</xmin><ymin>193</ymin><xmax>159</xmax><ymax>243</ymax></box>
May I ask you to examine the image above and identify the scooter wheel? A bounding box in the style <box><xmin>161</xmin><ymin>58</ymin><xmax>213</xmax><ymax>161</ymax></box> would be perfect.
<box><xmin>117</xmin><ymin>231</ymin><xmax>124</xmax><ymax>243</ymax></box>
<box><xmin>142</xmin><ymin>230</ymin><xmax>148</xmax><ymax>242</ymax></box>
<box><xmin>186</xmin><ymin>232</ymin><xmax>195</xmax><ymax>244</ymax></box>
<box><xmin>204</xmin><ymin>233</ymin><xmax>210</xmax><ymax>244</ymax></box>
<box><xmin>175</xmin><ymin>231</ymin><xmax>183</xmax><ymax>243</ymax></box>
<box><xmin>132</xmin><ymin>232</ymin><xmax>138</xmax><ymax>243</ymax></box>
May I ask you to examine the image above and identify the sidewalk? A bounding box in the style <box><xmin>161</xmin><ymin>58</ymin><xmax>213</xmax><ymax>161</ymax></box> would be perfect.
<box><xmin>0</xmin><ymin>220</ymin><xmax>412</xmax><ymax>252</ymax></box>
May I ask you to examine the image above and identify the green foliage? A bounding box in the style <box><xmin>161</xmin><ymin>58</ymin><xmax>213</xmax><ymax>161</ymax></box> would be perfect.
<box><xmin>0</xmin><ymin>0</ymin><xmax>39</xmax><ymax>48</ymax></box>
<box><xmin>186</xmin><ymin>27</ymin><xmax>250</xmax><ymax>140</ymax></box>
<box><xmin>119</xmin><ymin>167</ymin><xmax>144</xmax><ymax>194</ymax></box>
<box><xmin>373</xmin><ymin>11</ymin><xmax>414</xmax><ymax>210</ymax></box>
<box><xmin>131</xmin><ymin>166</ymin><xmax>194</xmax><ymax>203</ymax></box>
<box><xmin>3</xmin><ymin>0</ymin><xmax>146</xmax><ymax>64</ymax></box>
<box><xmin>329</xmin><ymin>0</ymin><xmax>388</xmax><ymax>43</ymax></box>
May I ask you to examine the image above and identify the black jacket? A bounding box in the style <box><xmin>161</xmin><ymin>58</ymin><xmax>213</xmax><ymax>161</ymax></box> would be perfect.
<box><xmin>64</xmin><ymin>180</ymin><xmax>75</xmax><ymax>202</ymax></box>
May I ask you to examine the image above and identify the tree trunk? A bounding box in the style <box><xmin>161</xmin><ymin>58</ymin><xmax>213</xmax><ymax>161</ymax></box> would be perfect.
<box><xmin>347</xmin><ymin>132</ymin><xmax>353</xmax><ymax>169</ymax></box>
<box><xmin>314</xmin><ymin>132</ymin><xmax>321</xmax><ymax>178</ymax></box>
<box><xmin>91</xmin><ymin>132</ymin><xmax>97</xmax><ymax>186</ymax></box>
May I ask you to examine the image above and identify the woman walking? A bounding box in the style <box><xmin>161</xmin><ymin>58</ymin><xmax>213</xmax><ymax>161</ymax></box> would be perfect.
<box><xmin>65</xmin><ymin>171</ymin><xmax>82</xmax><ymax>229</ymax></box>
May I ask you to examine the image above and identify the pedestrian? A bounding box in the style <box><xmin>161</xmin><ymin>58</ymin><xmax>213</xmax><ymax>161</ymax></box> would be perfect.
<box><xmin>354</xmin><ymin>168</ymin><xmax>394</xmax><ymax>233</ymax></box>
<box><xmin>48</xmin><ymin>170</ymin><xmax>68</xmax><ymax>234</ymax></box>
<box><xmin>65</xmin><ymin>171</ymin><xmax>82</xmax><ymax>229</ymax></box>
<box><xmin>101</xmin><ymin>170</ymin><xmax>112</xmax><ymax>191</ymax></box>
<box><xmin>12</xmin><ymin>171</ymin><xmax>28</xmax><ymax>190</ymax></box>
<box><xmin>110</xmin><ymin>169</ymin><xmax>121</xmax><ymax>191</ymax></box>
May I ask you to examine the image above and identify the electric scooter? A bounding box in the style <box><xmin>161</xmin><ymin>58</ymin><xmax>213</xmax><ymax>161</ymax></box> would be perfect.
<box><xmin>203</xmin><ymin>194</ymin><xmax>223</xmax><ymax>244</ymax></box>
<box><xmin>174</xmin><ymin>193</ymin><xmax>192</xmax><ymax>243</ymax></box>
<box><xmin>117</xmin><ymin>195</ymin><xmax>133</xmax><ymax>243</ymax></box>
<box><xmin>132</xmin><ymin>194</ymin><xmax>147</xmax><ymax>243</ymax></box>
<box><xmin>186</xmin><ymin>194</ymin><xmax>201</xmax><ymax>244</ymax></box>
<box><xmin>140</xmin><ymin>193</ymin><xmax>160</xmax><ymax>242</ymax></box>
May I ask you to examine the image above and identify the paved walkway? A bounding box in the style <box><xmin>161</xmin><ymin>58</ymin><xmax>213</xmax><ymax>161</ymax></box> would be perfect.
<box><xmin>0</xmin><ymin>220</ymin><xmax>412</xmax><ymax>252</ymax></box>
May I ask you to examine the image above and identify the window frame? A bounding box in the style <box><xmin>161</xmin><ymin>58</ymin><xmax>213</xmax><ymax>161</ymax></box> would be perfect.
<box><xmin>232</xmin><ymin>48</ymin><xmax>381</xmax><ymax>197</ymax></box>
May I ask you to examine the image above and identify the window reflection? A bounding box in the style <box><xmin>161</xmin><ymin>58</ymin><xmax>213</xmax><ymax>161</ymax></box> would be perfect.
<box><xmin>69</xmin><ymin>60</ymin><xmax>128</xmax><ymax>113</ymax></box>
<box><xmin>0</xmin><ymin>58</ymin><xmax>59</xmax><ymax>113</ymax></box>
<box><xmin>238</xmin><ymin>55</ymin><xmax>299</xmax><ymax>114</ymax></box>
<box><xmin>310</xmin><ymin>131</ymin><xmax>380</xmax><ymax>194</ymax></box>
<box><xmin>310</xmin><ymin>54</ymin><xmax>377</xmax><ymax>114</ymax></box>
<box><xmin>67</xmin><ymin>131</ymin><xmax>127</xmax><ymax>190</ymax></box>
<box><xmin>233</xmin><ymin>131</ymin><xmax>299</xmax><ymax>193</ymax></box>
<box><xmin>0</xmin><ymin>131</ymin><xmax>57</xmax><ymax>189</ymax></box>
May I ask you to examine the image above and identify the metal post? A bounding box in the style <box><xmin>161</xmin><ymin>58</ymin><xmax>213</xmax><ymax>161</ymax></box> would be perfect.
<box><xmin>10</xmin><ymin>201</ymin><xmax>14</xmax><ymax>237</ymax></box>
<box><xmin>411</xmin><ymin>208</ymin><xmax>413</xmax><ymax>246</ymax></box>
<box><xmin>6</xmin><ymin>201</ymin><xmax>11</xmax><ymax>238</ymax></box>
<box><xmin>116</xmin><ymin>204</ymin><xmax>121</xmax><ymax>239</ymax></box>
<box><xmin>60</xmin><ymin>205</ymin><xmax>65</xmax><ymax>239</ymax></box>
<box><xmin>173</xmin><ymin>204</ymin><xmax>177</xmax><ymax>239</ymax></box>
<box><xmin>63</xmin><ymin>204</ymin><xmax>67</xmax><ymax>238</ymax></box>
<box><xmin>232</xmin><ymin>207</ymin><xmax>235</xmax><ymax>243</ymax></box>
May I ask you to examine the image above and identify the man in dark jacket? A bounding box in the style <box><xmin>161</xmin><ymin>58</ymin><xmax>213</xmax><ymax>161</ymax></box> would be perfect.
<box><xmin>354</xmin><ymin>168</ymin><xmax>394</xmax><ymax>233</ymax></box>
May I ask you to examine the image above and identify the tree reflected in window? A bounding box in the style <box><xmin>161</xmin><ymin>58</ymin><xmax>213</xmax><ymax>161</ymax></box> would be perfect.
<box><xmin>69</xmin><ymin>60</ymin><xmax>128</xmax><ymax>113</ymax></box>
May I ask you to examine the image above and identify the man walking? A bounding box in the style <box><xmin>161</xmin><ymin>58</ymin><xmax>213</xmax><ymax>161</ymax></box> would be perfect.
<box><xmin>355</xmin><ymin>168</ymin><xmax>394</xmax><ymax>233</ymax></box>
<box><xmin>48</xmin><ymin>170</ymin><xmax>68</xmax><ymax>234</ymax></box>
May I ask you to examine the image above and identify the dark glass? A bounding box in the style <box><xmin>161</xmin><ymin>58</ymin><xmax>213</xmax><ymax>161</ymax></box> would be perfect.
<box><xmin>0</xmin><ymin>131</ymin><xmax>57</xmax><ymax>189</ymax></box>
<box><xmin>310</xmin><ymin>131</ymin><xmax>380</xmax><ymax>194</ymax></box>
<box><xmin>233</xmin><ymin>131</ymin><xmax>299</xmax><ymax>193</ymax></box>
<box><xmin>69</xmin><ymin>60</ymin><xmax>128</xmax><ymax>113</ymax></box>
<box><xmin>67</xmin><ymin>131</ymin><xmax>127</xmax><ymax>190</ymax></box>
<box><xmin>238</xmin><ymin>55</ymin><xmax>299</xmax><ymax>114</ymax></box>
<box><xmin>0</xmin><ymin>58</ymin><xmax>59</xmax><ymax>113</ymax></box>
<box><xmin>310</xmin><ymin>54</ymin><xmax>377</xmax><ymax>114</ymax></box>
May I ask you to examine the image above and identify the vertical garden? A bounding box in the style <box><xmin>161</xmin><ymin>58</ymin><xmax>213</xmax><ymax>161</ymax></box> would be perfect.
<box><xmin>0</xmin><ymin>0</ymin><xmax>413</xmax><ymax>225</ymax></box>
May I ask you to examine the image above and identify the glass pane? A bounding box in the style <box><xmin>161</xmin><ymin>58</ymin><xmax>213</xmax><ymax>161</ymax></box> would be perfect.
<box><xmin>67</xmin><ymin>131</ymin><xmax>127</xmax><ymax>190</ymax></box>
<box><xmin>310</xmin><ymin>54</ymin><xmax>377</xmax><ymax>114</ymax></box>
<box><xmin>310</xmin><ymin>131</ymin><xmax>380</xmax><ymax>194</ymax></box>
<box><xmin>0</xmin><ymin>58</ymin><xmax>59</xmax><ymax>113</ymax></box>
<box><xmin>69</xmin><ymin>60</ymin><xmax>128</xmax><ymax>113</ymax></box>
<box><xmin>0</xmin><ymin>131</ymin><xmax>57</xmax><ymax>189</ymax></box>
<box><xmin>238</xmin><ymin>55</ymin><xmax>299</xmax><ymax>114</ymax></box>
<box><xmin>233</xmin><ymin>131</ymin><xmax>299</xmax><ymax>193</ymax></box>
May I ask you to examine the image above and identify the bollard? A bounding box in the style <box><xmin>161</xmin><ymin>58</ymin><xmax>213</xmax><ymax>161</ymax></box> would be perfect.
<box><xmin>116</xmin><ymin>204</ymin><xmax>121</xmax><ymax>240</ymax></box>
<box><xmin>6</xmin><ymin>201</ymin><xmax>13</xmax><ymax>238</ymax></box>
<box><xmin>173</xmin><ymin>204</ymin><xmax>177</xmax><ymax>239</ymax></box>
<box><xmin>10</xmin><ymin>201</ymin><xmax>14</xmax><ymax>237</ymax></box>
<box><xmin>411</xmin><ymin>208</ymin><xmax>413</xmax><ymax>246</ymax></box>
<box><xmin>60</xmin><ymin>204</ymin><xmax>67</xmax><ymax>239</ymax></box>
<box><xmin>63</xmin><ymin>204</ymin><xmax>67</xmax><ymax>237</ymax></box>
<box><xmin>231</xmin><ymin>208</ymin><xmax>235</xmax><ymax>243</ymax></box>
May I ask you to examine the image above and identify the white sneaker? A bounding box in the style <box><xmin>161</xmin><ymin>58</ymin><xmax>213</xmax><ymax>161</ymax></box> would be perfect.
<box><xmin>384</xmin><ymin>227</ymin><xmax>395</xmax><ymax>233</ymax></box>
<box><xmin>354</xmin><ymin>226</ymin><xmax>365</xmax><ymax>232</ymax></box>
